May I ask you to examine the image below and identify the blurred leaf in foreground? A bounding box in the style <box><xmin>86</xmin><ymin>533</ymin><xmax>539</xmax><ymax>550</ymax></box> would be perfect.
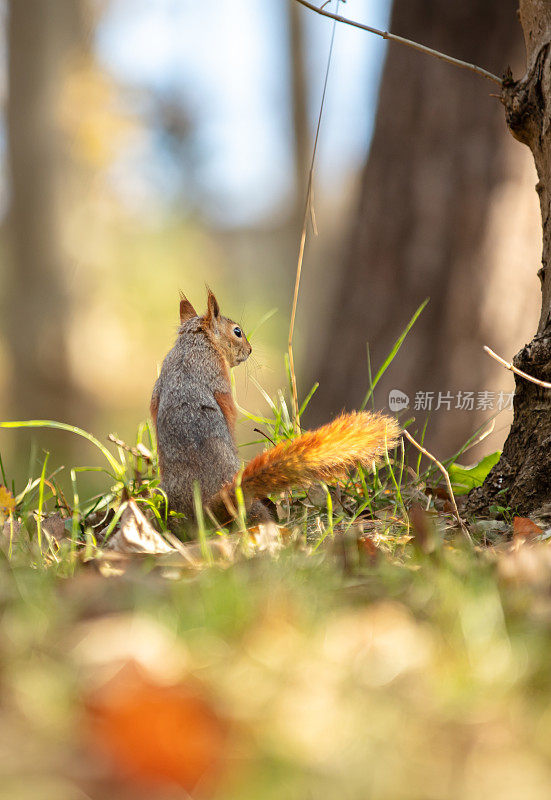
<box><xmin>85</xmin><ymin>660</ymin><xmax>230</xmax><ymax>795</ymax></box>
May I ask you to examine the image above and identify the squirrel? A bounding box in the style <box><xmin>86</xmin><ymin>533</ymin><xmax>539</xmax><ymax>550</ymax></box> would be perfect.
<box><xmin>150</xmin><ymin>289</ymin><xmax>400</xmax><ymax>527</ymax></box>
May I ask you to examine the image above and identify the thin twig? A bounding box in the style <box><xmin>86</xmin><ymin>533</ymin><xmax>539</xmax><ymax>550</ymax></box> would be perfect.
<box><xmin>294</xmin><ymin>0</ymin><xmax>502</xmax><ymax>86</ymax></box>
<box><xmin>288</xmin><ymin>0</ymin><xmax>339</xmax><ymax>432</ymax></box>
<box><xmin>253</xmin><ymin>427</ymin><xmax>276</xmax><ymax>447</ymax></box>
<box><xmin>484</xmin><ymin>345</ymin><xmax>551</xmax><ymax>389</ymax></box>
<box><xmin>108</xmin><ymin>433</ymin><xmax>153</xmax><ymax>462</ymax></box>
<box><xmin>402</xmin><ymin>428</ymin><xmax>473</xmax><ymax>546</ymax></box>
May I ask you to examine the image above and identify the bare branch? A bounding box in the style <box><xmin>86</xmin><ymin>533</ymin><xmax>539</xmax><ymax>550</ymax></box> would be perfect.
<box><xmin>402</xmin><ymin>428</ymin><xmax>473</xmax><ymax>546</ymax></box>
<box><xmin>294</xmin><ymin>0</ymin><xmax>502</xmax><ymax>86</ymax></box>
<box><xmin>484</xmin><ymin>345</ymin><xmax>551</xmax><ymax>389</ymax></box>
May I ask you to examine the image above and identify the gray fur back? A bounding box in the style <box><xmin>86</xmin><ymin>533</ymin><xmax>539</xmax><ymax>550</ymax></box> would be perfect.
<box><xmin>153</xmin><ymin>320</ymin><xmax>239</xmax><ymax>514</ymax></box>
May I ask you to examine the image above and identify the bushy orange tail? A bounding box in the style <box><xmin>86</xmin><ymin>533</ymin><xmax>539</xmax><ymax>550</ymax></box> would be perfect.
<box><xmin>236</xmin><ymin>411</ymin><xmax>400</xmax><ymax>499</ymax></box>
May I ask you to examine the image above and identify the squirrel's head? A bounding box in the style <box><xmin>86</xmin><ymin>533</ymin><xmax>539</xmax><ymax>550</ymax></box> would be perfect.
<box><xmin>180</xmin><ymin>289</ymin><xmax>252</xmax><ymax>368</ymax></box>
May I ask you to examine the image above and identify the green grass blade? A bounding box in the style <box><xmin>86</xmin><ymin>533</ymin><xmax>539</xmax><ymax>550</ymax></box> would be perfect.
<box><xmin>299</xmin><ymin>382</ymin><xmax>319</xmax><ymax>417</ymax></box>
<box><xmin>73</xmin><ymin>466</ymin><xmax>116</xmax><ymax>477</ymax></box>
<box><xmin>284</xmin><ymin>353</ymin><xmax>293</xmax><ymax>398</ymax></box>
<box><xmin>7</xmin><ymin>513</ymin><xmax>15</xmax><ymax>560</ymax></box>
<box><xmin>361</xmin><ymin>298</ymin><xmax>429</xmax><ymax>410</ymax></box>
<box><xmin>0</xmin><ymin>420</ymin><xmax>123</xmax><ymax>476</ymax></box>
<box><xmin>416</xmin><ymin>417</ymin><xmax>430</xmax><ymax>475</ymax></box>
<box><xmin>313</xmin><ymin>513</ymin><xmax>345</xmax><ymax>552</ymax></box>
<box><xmin>250</xmin><ymin>375</ymin><xmax>277</xmax><ymax>412</ymax></box>
<box><xmin>37</xmin><ymin>452</ymin><xmax>50</xmax><ymax>553</ymax></box>
<box><xmin>324</xmin><ymin>484</ymin><xmax>334</xmax><ymax>539</ymax></box>
<box><xmin>278</xmin><ymin>390</ymin><xmax>291</xmax><ymax>431</ymax></box>
<box><xmin>70</xmin><ymin>468</ymin><xmax>80</xmax><ymax>560</ymax></box>
<box><xmin>153</xmin><ymin>486</ymin><xmax>169</xmax><ymax>524</ymax></box>
<box><xmin>15</xmin><ymin>477</ymin><xmax>41</xmax><ymax>506</ymax></box>
<box><xmin>102</xmin><ymin>503</ymin><xmax>125</xmax><ymax>543</ymax></box>
<box><xmin>234</xmin><ymin>476</ymin><xmax>248</xmax><ymax>540</ymax></box>
<box><xmin>248</xmin><ymin>307</ymin><xmax>278</xmax><ymax>339</ymax></box>
<box><xmin>134</xmin><ymin>497</ymin><xmax>165</xmax><ymax>530</ymax></box>
<box><xmin>193</xmin><ymin>481</ymin><xmax>213</xmax><ymax>565</ymax></box>
<box><xmin>365</xmin><ymin>343</ymin><xmax>375</xmax><ymax>410</ymax></box>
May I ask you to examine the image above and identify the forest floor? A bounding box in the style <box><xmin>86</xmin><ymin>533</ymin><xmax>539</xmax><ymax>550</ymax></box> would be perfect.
<box><xmin>1</xmin><ymin>405</ymin><xmax>551</xmax><ymax>800</ymax></box>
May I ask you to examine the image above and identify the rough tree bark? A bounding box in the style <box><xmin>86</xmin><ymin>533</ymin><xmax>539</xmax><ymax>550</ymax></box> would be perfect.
<box><xmin>307</xmin><ymin>0</ymin><xmax>537</xmax><ymax>457</ymax></box>
<box><xmin>468</xmin><ymin>1</ymin><xmax>551</xmax><ymax>515</ymax></box>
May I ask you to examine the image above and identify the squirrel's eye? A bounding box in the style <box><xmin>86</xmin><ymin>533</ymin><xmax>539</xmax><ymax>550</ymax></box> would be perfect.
<box><xmin>233</xmin><ymin>326</ymin><xmax>242</xmax><ymax>338</ymax></box>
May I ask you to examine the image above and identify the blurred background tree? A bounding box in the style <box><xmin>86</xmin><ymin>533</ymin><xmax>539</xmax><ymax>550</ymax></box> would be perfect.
<box><xmin>306</xmin><ymin>0</ymin><xmax>540</xmax><ymax>457</ymax></box>
<box><xmin>0</xmin><ymin>0</ymin><xmax>542</xmax><ymax>489</ymax></box>
<box><xmin>6</xmin><ymin>0</ymin><xmax>91</xmax><ymax>454</ymax></box>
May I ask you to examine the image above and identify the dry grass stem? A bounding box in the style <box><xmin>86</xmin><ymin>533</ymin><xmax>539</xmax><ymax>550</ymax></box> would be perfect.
<box><xmin>288</xmin><ymin>1</ymin><xmax>339</xmax><ymax>431</ymax></box>
<box><xmin>402</xmin><ymin>429</ymin><xmax>473</xmax><ymax>546</ymax></box>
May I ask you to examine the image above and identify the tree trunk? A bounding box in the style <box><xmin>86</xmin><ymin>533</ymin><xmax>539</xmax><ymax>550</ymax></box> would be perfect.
<box><xmin>468</xmin><ymin>1</ymin><xmax>551</xmax><ymax>516</ymax></box>
<box><xmin>5</xmin><ymin>0</ymin><xmax>86</xmax><ymax>427</ymax></box>
<box><xmin>288</xmin><ymin>0</ymin><xmax>311</xmax><ymax>223</ymax></box>
<box><xmin>307</xmin><ymin>0</ymin><xmax>537</xmax><ymax>459</ymax></box>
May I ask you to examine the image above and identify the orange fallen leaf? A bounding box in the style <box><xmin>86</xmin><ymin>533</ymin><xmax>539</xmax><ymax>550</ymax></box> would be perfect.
<box><xmin>85</xmin><ymin>660</ymin><xmax>229</xmax><ymax>795</ymax></box>
<box><xmin>358</xmin><ymin>534</ymin><xmax>378</xmax><ymax>563</ymax></box>
<box><xmin>513</xmin><ymin>516</ymin><xmax>543</xmax><ymax>542</ymax></box>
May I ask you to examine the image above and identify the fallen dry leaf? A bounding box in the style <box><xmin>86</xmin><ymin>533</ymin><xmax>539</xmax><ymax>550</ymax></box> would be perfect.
<box><xmin>498</xmin><ymin>542</ymin><xmax>551</xmax><ymax>587</ymax></box>
<box><xmin>409</xmin><ymin>504</ymin><xmax>432</xmax><ymax>553</ymax></box>
<box><xmin>512</xmin><ymin>516</ymin><xmax>543</xmax><ymax>542</ymax></box>
<box><xmin>248</xmin><ymin>521</ymin><xmax>282</xmax><ymax>554</ymax></box>
<box><xmin>106</xmin><ymin>501</ymin><xmax>175</xmax><ymax>555</ymax></box>
<box><xmin>85</xmin><ymin>660</ymin><xmax>229</xmax><ymax>794</ymax></box>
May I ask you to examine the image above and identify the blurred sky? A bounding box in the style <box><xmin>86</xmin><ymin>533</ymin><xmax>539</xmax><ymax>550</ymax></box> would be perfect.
<box><xmin>95</xmin><ymin>0</ymin><xmax>391</xmax><ymax>226</ymax></box>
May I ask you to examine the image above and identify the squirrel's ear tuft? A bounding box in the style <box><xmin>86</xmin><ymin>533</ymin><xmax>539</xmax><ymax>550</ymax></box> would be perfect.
<box><xmin>205</xmin><ymin>287</ymin><xmax>220</xmax><ymax>325</ymax></box>
<box><xmin>179</xmin><ymin>291</ymin><xmax>197</xmax><ymax>324</ymax></box>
